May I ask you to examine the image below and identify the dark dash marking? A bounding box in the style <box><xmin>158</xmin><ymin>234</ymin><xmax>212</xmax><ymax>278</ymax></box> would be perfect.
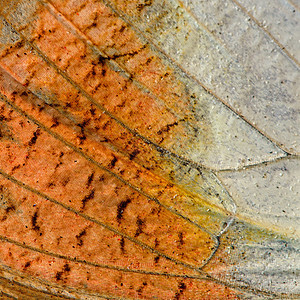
<box><xmin>55</xmin><ymin>263</ymin><xmax>71</xmax><ymax>281</ymax></box>
<box><xmin>179</xmin><ymin>282</ymin><xmax>186</xmax><ymax>290</ymax></box>
<box><xmin>119</xmin><ymin>25</ymin><xmax>126</xmax><ymax>33</ymax></box>
<box><xmin>109</xmin><ymin>155</ymin><xmax>118</xmax><ymax>168</ymax></box>
<box><xmin>63</xmin><ymin>263</ymin><xmax>71</xmax><ymax>272</ymax></box>
<box><xmin>76</xmin><ymin>229</ymin><xmax>87</xmax><ymax>246</ymax></box>
<box><xmin>55</xmin><ymin>271</ymin><xmax>63</xmax><ymax>281</ymax></box>
<box><xmin>86</xmin><ymin>172</ymin><xmax>94</xmax><ymax>187</ymax></box>
<box><xmin>5</xmin><ymin>204</ymin><xmax>16</xmax><ymax>214</ymax></box>
<box><xmin>28</xmin><ymin>128</ymin><xmax>40</xmax><ymax>146</ymax></box>
<box><xmin>178</xmin><ymin>232</ymin><xmax>184</xmax><ymax>246</ymax></box>
<box><xmin>31</xmin><ymin>211</ymin><xmax>40</xmax><ymax>231</ymax></box>
<box><xmin>137</xmin><ymin>281</ymin><xmax>148</xmax><ymax>295</ymax></box>
<box><xmin>81</xmin><ymin>189</ymin><xmax>95</xmax><ymax>210</ymax></box>
<box><xmin>137</xmin><ymin>0</ymin><xmax>153</xmax><ymax>11</ymax></box>
<box><xmin>23</xmin><ymin>261</ymin><xmax>31</xmax><ymax>269</ymax></box>
<box><xmin>129</xmin><ymin>149</ymin><xmax>140</xmax><ymax>160</ymax></box>
<box><xmin>174</xmin><ymin>282</ymin><xmax>187</xmax><ymax>299</ymax></box>
<box><xmin>117</xmin><ymin>198</ymin><xmax>131</xmax><ymax>224</ymax></box>
<box><xmin>120</xmin><ymin>236</ymin><xmax>125</xmax><ymax>253</ymax></box>
<box><xmin>157</xmin><ymin>121</ymin><xmax>179</xmax><ymax>135</ymax></box>
<box><xmin>50</xmin><ymin>117</ymin><xmax>59</xmax><ymax>128</ymax></box>
<box><xmin>135</xmin><ymin>216</ymin><xmax>145</xmax><ymax>238</ymax></box>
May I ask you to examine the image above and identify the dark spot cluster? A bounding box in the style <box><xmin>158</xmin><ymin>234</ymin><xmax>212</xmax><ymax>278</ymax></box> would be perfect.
<box><xmin>174</xmin><ymin>282</ymin><xmax>187</xmax><ymax>300</ymax></box>
<box><xmin>137</xmin><ymin>282</ymin><xmax>148</xmax><ymax>295</ymax></box>
<box><xmin>154</xmin><ymin>256</ymin><xmax>160</xmax><ymax>264</ymax></box>
<box><xmin>0</xmin><ymin>186</ymin><xmax>16</xmax><ymax>221</ymax></box>
<box><xmin>129</xmin><ymin>149</ymin><xmax>140</xmax><ymax>160</ymax></box>
<box><xmin>136</xmin><ymin>0</ymin><xmax>153</xmax><ymax>11</ymax></box>
<box><xmin>157</xmin><ymin>121</ymin><xmax>179</xmax><ymax>136</ymax></box>
<box><xmin>178</xmin><ymin>232</ymin><xmax>184</xmax><ymax>246</ymax></box>
<box><xmin>55</xmin><ymin>263</ymin><xmax>71</xmax><ymax>281</ymax></box>
<box><xmin>23</xmin><ymin>261</ymin><xmax>31</xmax><ymax>270</ymax></box>
<box><xmin>0</xmin><ymin>120</ymin><xmax>15</xmax><ymax>142</ymax></box>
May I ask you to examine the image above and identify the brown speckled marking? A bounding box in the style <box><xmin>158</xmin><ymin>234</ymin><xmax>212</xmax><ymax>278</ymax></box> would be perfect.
<box><xmin>117</xmin><ymin>197</ymin><xmax>131</xmax><ymax>224</ymax></box>
<box><xmin>0</xmin><ymin>0</ymin><xmax>255</xmax><ymax>298</ymax></box>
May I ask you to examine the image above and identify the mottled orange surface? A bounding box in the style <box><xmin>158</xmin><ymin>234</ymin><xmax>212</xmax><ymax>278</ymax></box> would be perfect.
<box><xmin>0</xmin><ymin>0</ymin><xmax>263</xmax><ymax>299</ymax></box>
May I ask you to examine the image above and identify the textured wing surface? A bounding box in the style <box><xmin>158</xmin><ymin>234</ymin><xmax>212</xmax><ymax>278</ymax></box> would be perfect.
<box><xmin>0</xmin><ymin>0</ymin><xmax>299</xmax><ymax>299</ymax></box>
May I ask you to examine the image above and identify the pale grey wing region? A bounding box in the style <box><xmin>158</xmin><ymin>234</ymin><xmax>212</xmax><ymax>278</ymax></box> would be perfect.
<box><xmin>106</xmin><ymin>0</ymin><xmax>300</xmax><ymax>297</ymax></box>
<box><xmin>207</xmin><ymin>221</ymin><xmax>300</xmax><ymax>296</ymax></box>
<box><xmin>108</xmin><ymin>0</ymin><xmax>299</xmax><ymax>158</ymax></box>
<box><xmin>217</xmin><ymin>157</ymin><xmax>300</xmax><ymax>238</ymax></box>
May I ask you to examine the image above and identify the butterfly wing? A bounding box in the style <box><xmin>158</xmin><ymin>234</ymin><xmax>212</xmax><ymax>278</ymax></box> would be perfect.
<box><xmin>0</xmin><ymin>0</ymin><xmax>299</xmax><ymax>299</ymax></box>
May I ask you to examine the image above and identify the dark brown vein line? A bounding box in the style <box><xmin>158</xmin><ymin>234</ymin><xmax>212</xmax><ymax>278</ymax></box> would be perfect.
<box><xmin>0</xmin><ymin>291</ymin><xmax>18</xmax><ymax>300</ymax></box>
<box><xmin>0</xmin><ymin>163</ymin><xmax>212</xmax><ymax>275</ymax></box>
<box><xmin>218</xmin><ymin>154</ymin><xmax>298</xmax><ymax>173</ymax></box>
<box><xmin>231</xmin><ymin>0</ymin><xmax>300</xmax><ymax>67</ymax></box>
<box><xmin>100</xmin><ymin>0</ymin><xmax>292</xmax><ymax>156</ymax></box>
<box><xmin>0</xmin><ymin>233</ymin><xmax>206</xmax><ymax>280</ymax></box>
<box><xmin>0</xmin><ymin>13</ymin><xmax>223</xmax><ymax>175</ymax></box>
<box><xmin>0</xmin><ymin>235</ymin><xmax>283</xmax><ymax>299</ymax></box>
<box><xmin>0</xmin><ymin>275</ymin><xmax>125</xmax><ymax>300</ymax></box>
<box><xmin>0</xmin><ymin>276</ymin><xmax>74</xmax><ymax>300</ymax></box>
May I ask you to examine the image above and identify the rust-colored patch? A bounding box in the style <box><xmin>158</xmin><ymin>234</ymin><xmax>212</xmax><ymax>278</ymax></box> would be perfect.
<box><xmin>0</xmin><ymin>0</ymin><xmax>248</xmax><ymax>298</ymax></box>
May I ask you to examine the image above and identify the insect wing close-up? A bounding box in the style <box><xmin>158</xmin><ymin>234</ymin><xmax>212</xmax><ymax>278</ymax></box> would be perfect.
<box><xmin>0</xmin><ymin>0</ymin><xmax>299</xmax><ymax>299</ymax></box>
